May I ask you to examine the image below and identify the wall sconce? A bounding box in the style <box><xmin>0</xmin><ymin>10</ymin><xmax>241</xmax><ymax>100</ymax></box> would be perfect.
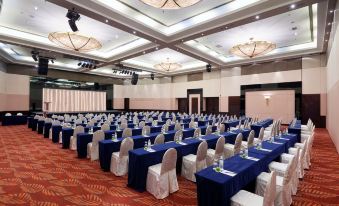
<box><xmin>264</xmin><ymin>95</ymin><xmax>271</xmax><ymax>105</ymax></box>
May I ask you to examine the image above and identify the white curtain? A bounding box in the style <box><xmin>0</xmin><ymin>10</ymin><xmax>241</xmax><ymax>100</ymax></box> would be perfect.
<box><xmin>42</xmin><ymin>88</ymin><xmax>106</xmax><ymax>112</ymax></box>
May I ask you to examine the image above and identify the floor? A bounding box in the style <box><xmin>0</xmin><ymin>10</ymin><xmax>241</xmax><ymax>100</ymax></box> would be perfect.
<box><xmin>0</xmin><ymin>126</ymin><xmax>338</xmax><ymax>206</ymax></box>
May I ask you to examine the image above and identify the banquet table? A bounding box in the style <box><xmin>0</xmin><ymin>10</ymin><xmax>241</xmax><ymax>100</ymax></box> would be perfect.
<box><xmin>2</xmin><ymin>115</ymin><xmax>27</xmax><ymax>126</ymax></box>
<box><xmin>250</xmin><ymin>119</ymin><xmax>274</xmax><ymax>137</ymax></box>
<box><xmin>98</xmin><ymin>128</ymin><xmax>195</xmax><ymax>171</ymax></box>
<box><xmin>288</xmin><ymin>121</ymin><xmax>301</xmax><ymax>142</ymax></box>
<box><xmin>43</xmin><ymin>122</ymin><xmax>52</xmax><ymax>138</ymax></box>
<box><xmin>127</xmin><ymin>134</ymin><xmax>221</xmax><ymax>192</ymax></box>
<box><xmin>27</xmin><ymin>117</ymin><xmax>33</xmax><ymax>128</ymax></box>
<box><xmin>195</xmin><ymin>133</ymin><xmax>297</xmax><ymax>206</ymax></box>
<box><xmin>37</xmin><ymin>120</ymin><xmax>45</xmax><ymax>134</ymax></box>
<box><xmin>31</xmin><ymin>119</ymin><xmax>38</xmax><ymax>131</ymax></box>
<box><xmin>61</xmin><ymin>126</ymin><xmax>100</xmax><ymax>149</ymax></box>
<box><xmin>51</xmin><ymin>125</ymin><xmax>62</xmax><ymax>143</ymax></box>
<box><xmin>222</xmin><ymin>120</ymin><xmax>240</xmax><ymax>130</ymax></box>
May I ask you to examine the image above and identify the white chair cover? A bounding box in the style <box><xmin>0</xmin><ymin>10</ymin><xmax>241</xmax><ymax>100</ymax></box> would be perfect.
<box><xmin>110</xmin><ymin>137</ymin><xmax>134</xmax><ymax>176</ymax></box>
<box><xmin>146</xmin><ymin>148</ymin><xmax>179</xmax><ymax>199</ymax></box>
<box><xmin>224</xmin><ymin>133</ymin><xmax>243</xmax><ymax>159</ymax></box>
<box><xmin>154</xmin><ymin>134</ymin><xmax>165</xmax><ymax>145</ymax></box>
<box><xmin>70</xmin><ymin>126</ymin><xmax>85</xmax><ymax>150</ymax></box>
<box><xmin>174</xmin><ymin>123</ymin><xmax>181</xmax><ymax>131</ymax></box>
<box><xmin>181</xmin><ymin>141</ymin><xmax>208</xmax><ymax>182</ymax></box>
<box><xmin>142</xmin><ymin>126</ymin><xmax>151</xmax><ymax>136</ymax></box>
<box><xmin>122</xmin><ymin>128</ymin><xmax>132</xmax><ymax>138</ymax></box>
<box><xmin>205</xmin><ymin>125</ymin><xmax>212</xmax><ymax>135</ymax></box>
<box><xmin>206</xmin><ymin>136</ymin><xmax>225</xmax><ymax>166</ymax></box>
<box><xmin>101</xmin><ymin>123</ymin><xmax>110</xmax><ymax>131</ymax></box>
<box><xmin>194</xmin><ymin>128</ymin><xmax>201</xmax><ymax>138</ymax></box>
<box><xmin>87</xmin><ymin>130</ymin><xmax>105</xmax><ymax>160</ymax></box>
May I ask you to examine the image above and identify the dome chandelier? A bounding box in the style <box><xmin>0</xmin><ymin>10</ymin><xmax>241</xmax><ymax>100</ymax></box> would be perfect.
<box><xmin>139</xmin><ymin>0</ymin><xmax>201</xmax><ymax>9</ymax></box>
<box><xmin>229</xmin><ymin>38</ymin><xmax>276</xmax><ymax>58</ymax></box>
<box><xmin>154</xmin><ymin>58</ymin><xmax>181</xmax><ymax>72</ymax></box>
<box><xmin>48</xmin><ymin>32</ymin><xmax>102</xmax><ymax>52</ymax></box>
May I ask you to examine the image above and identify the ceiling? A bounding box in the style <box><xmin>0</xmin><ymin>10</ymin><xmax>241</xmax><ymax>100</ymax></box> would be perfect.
<box><xmin>0</xmin><ymin>0</ymin><xmax>335</xmax><ymax>79</ymax></box>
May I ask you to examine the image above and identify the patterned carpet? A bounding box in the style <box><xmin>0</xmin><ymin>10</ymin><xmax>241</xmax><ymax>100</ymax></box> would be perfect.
<box><xmin>0</xmin><ymin>126</ymin><xmax>338</xmax><ymax>206</ymax></box>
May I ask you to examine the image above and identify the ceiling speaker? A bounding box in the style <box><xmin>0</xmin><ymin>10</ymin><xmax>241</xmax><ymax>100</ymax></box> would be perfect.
<box><xmin>37</xmin><ymin>58</ymin><xmax>49</xmax><ymax>75</ymax></box>
<box><xmin>206</xmin><ymin>64</ymin><xmax>212</xmax><ymax>72</ymax></box>
<box><xmin>131</xmin><ymin>73</ymin><xmax>139</xmax><ymax>85</ymax></box>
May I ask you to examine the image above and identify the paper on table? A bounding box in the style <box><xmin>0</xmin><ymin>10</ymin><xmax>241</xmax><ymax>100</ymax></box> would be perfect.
<box><xmin>272</xmin><ymin>141</ymin><xmax>283</xmax><ymax>145</ymax></box>
<box><xmin>146</xmin><ymin>148</ymin><xmax>156</xmax><ymax>152</ymax></box>
<box><xmin>245</xmin><ymin>156</ymin><xmax>260</xmax><ymax>161</ymax></box>
<box><xmin>177</xmin><ymin>142</ymin><xmax>187</xmax><ymax>145</ymax></box>
<box><xmin>279</xmin><ymin>137</ymin><xmax>289</xmax><ymax>140</ymax></box>
<box><xmin>258</xmin><ymin>148</ymin><xmax>272</xmax><ymax>152</ymax></box>
<box><xmin>220</xmin><ymin>169</ymin><xmax>237</xmax><ymax>176</ymax></box>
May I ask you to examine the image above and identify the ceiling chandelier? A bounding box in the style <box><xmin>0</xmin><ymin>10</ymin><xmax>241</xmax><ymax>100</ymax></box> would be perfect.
<box><xmin>154</xmin><ymin>58</ymin><xmax>181</xmax><ymax>72</ymax></box>
<box><xmin>139</xmin><ymin>0</ymin><xmax>201</xmax><ymax>9</ymax></box>
<box><xmin>229</xmin><ymin>38</ymin><xmax>276</xmax><ymax>58</ymax></box>
<box><xmin>48</xmin><ymin>32</ymin><xmax>102</xmax><ymax>52</ymax></box>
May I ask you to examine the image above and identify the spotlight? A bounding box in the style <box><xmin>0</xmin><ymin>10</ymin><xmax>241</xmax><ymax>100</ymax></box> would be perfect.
<box><xmin>85</xmin><ymin>63</ymin><xmax>90</xmax><ymax>68</ymax></box>
<box><xmin>78</xmin><ymin>62</ymin><xmax>81</xmax><ymax>66</ymax></box>
<box><xmin>82</xmin><ymin>63</ymin><xmax>86</xmax><ymax>67</ymax></box>
<box><xmin>31</xmin><ymin>51</ymin><xmax>39</xmax><ymax>61</ymax></box>
<box><xmin>50</xmin><ymin>59</ymin><xmax>54</xmax><ymax>64</ymax></box>
<box><xmin>89</xmin><ymin>64</ymin><xmax>93</xmax><ymax>69</ymax></box>
<box><xmin>93</xmin><ymin>65</ymin><xmax>97</xmax><ymax>69</ymax></box>
<box><xmin>66</xmin><ymin>8</ymin><xmax>80</xmax><ymax>32</ymax></box>
<box><xmin>151</xmin><ymin>73</ymin><xmax>154</xmax><ymax>80</ymax></box>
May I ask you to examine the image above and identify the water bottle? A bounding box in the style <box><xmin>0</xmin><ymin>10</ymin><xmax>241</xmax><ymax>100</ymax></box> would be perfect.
<box><xmin>218</xmin><ymin>156</ymin><xmax>224</xmax><ymax>170</ymax></box>
<box><xmin>144</xmin><ymin>141</ymin><xmax>148</xmax><ymax>150</ymax></box>
<box><xmin>148</xmin><ymin>139</ymin><xmax>151</xmax><ymax>149</ymax></box>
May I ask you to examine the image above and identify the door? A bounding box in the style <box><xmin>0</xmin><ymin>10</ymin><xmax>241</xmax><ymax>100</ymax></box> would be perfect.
<box><xmin>124</xmin><ymin>98</ymin><xmax>129</xmax><ymax>111</ymax></box>
<box><xmin>178</xmin><ymin>98</ymin><xmax>188</xmax><ymax>113</ymax></box>
<box><xmin>191</xmin><ymin>97</ymin><xmax>198</xmax><ymax>114</ymax></box>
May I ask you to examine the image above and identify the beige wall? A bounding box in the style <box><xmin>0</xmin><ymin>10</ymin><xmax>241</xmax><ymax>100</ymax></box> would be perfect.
<box><xmin>0</xmin><ymin>63</ymin><xmax>30</xmax><ymax>111</ymax></box>
<box><xmin>327</xmin><ymin>23</ymin><xmax>339</xmax><ymax>153</ymax></box>
<box><xmin>245</xmin><ymin>90</ymin><xmax>295</xmax><ymax>124</ymax></box>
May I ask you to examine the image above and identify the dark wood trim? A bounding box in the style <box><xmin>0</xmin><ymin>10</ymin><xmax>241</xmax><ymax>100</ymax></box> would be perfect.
<box><xmin>187</xmin><ymin>89</ymin><xmax>203</xmax><ymax>114</ymax></box>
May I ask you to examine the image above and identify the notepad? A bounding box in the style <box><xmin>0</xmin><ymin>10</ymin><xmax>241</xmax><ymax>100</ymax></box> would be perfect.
<box><xmin>112</xmin><ymin>139</ymin><xmax>119</xmax><ymax>142</ymax></box>
<box><xmin>146</xmin><ymin>148</ymin><xmax>156</xmax><ymax>152</ymax></box>
<box><xmin>272</xmin><ymin>141</ymin><xmax>283</xmax><ymax>145</ymax></box>
<box><xmin>279</xmin><ymin>137</ymin><xmax>289</xmax><ymax>140</ymax></box>
<box><xmin>177</xmin><ymin>142</ymin><xmax>187</xmax><ymax>145</ymax></box>
<box><xmin>245</xmin><ymin>156</ymin><xmax>260</xmax><ymax>161</ymax></box>
<box><xmin>220</xmin><ymin>169</ymin><xmax>237</xmax><ymax>176</ymax></box>
<box><xmin>258</xmin><ymin>148</ymin><xmax>272</xmax><ymax>152</ymax></box>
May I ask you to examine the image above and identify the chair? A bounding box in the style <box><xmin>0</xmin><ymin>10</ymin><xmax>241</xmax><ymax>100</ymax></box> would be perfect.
<box><xmin>152</xmin><ymin>120</ymin><xmax>157</xmax><ymax>126</ymax></box>
<box><xmin>110</xmin><ymin>137</ymin><xmax>134</xmax><ymax>176</ymax></box>
<box><xmin>231</xmin><ymin>171</ymin><xmax>276</xmax><ymax>206</ymax></box>
<box><xmin>139</xmin><ymin>121</ymin><xmax>145</xmax><ymax>128</ymax></box>
<box><xmin>122</xmin><ymin>128</ymin><xmax>132</xmax><ymax>138</ymax></box>
<box><xmin>205</xmin><ymin>125</ymin><xmax>212</xmax><ymax>135</ymax></box>
<box><xmin>101</xmin><ymin>123</ymin><xmax>110</xmax><ymax>131</ymax></box>
<box><xmin>70</xmin><ymin>126</ymin><xmax>85</xmax><ymax>150</ymax></box>
<box><xmin>87</xmin><ymin>121</ymin><xmax>94</xmax><ymax>127</ymax></box>
<box><xmin>174</xmin><ymin>123</ymin><xmax>182</xmax><ymax>131</ymax></box>
<box><xmin>242</xmin><ymin>130</ymin><xmax>255</xmax><ymax>148</ymax></box>
<box><xmin>154</xmin><ymin>134</ymin><xmax>165</xmax><ymax>145</ymax></box>
<box><xmin>294</xmin><ymin>138</ymin><xmax>310</xmax><ymax>170</ymax></box>
<box><xmin>189</xmin><ymin>121</ymin><xmax>196</xmax><ymax>129</ymax></box>
<box><xmin>193</xmin><ymin>128</ymin><xmax>201</xmax><ymax>138</ymax></box>
<box><xmin>49</xmin><ymin>120</ymin><xmax>61</xmax><ymax>140</ymax></box>
<box><xmin>206</xmin><ymin>136</ymin><xmax>225</xmax><ymax>166</ymax></box>
<box><xmin>87</xmin><ymin>130</ymin><xmax>105</xmax><ymax>161</ymax></box>
<box><xmin>256</xmin><ymin>156</ymin><xmax>295</xmax><ymax>206</ymax></box>
<box><xmin>224</xmin><ymin>133</ymin><xmax>243</xmax><ymax>159</ymax></box>
<box><xmin>162</xmin><ymin>124</ymin><xmax>169</xmax><ymax>133</ymax></box>
<box><xmin>219</xmin><ymin>123</ymin><xmax>225</xmax><ymax>133</ymax></box>
<box><xmin>146</xmin><ymin>148</ymin><xmax>179</xmax><ymax>199</ymax></box>
<box><xmin>142</xmin><ymin>125</ymin><xmax>151</xmax><ymax>136</ymax></box>
<box><xmin>254</xmin><ymin>127</ymin><xmax>265</xmax><ymax>144</ymax></box>
<box><xmin>166</xmin><ymin>119</ymin><xmax>171</xmax><ymax>125</ymax></box>
<box><xmin>174</xmin><ymin>130</ymin><xmax>183</xmax><ymax>141</ymax></box>
<box><xmin>181</xmin><ymin>141</ymin><xmax>208</xmax><ymax>182</ymax></box>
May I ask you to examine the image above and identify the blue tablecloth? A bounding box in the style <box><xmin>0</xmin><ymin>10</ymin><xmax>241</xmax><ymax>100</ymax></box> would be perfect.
<box><xmin>222</xmin><ymin>120</ymin><xmax>240</xmax><ymax>130</ymax></box>
<box><xmin>27</xmin><ymin>117</ymin><xmax>33</xmax><ymax>128</ymax></box>
<box><xmin>220</xmin><ymin>129</ymin><xmax>251</xmax><ymax>144</ymax></box>
<box><xmin>250</xmin><ymin>119</ymin><xmax>274</xmax><ymax>137</ymax></box>
<box><xmin>195</xmin><ymin>133</ymin><xmax>295</xmax><ymax>206</ymax></box>
<box><xmin>99</xmin><ymin>128</ymin><xmax>195</xmax><ymax>171</ymax></box>
<box><xmin>61</xmin><ymin>126</ymin><xmax>100</xmax><ymax>149</ymax></box>
<box><xmin>288</xmin><ymin>123</ymin><xmax>301</xmax><ymax>142</ymax></box>
<box><xmin>51</xmin><ymin>125</ymin><xmax>62</xmax><ymax>143</ymax></box>
<box><xmin>43</xmin><ymin>122</ymin><xmax>52</xmax><ymax>138</ymax></box>
<box><xmin>77</xmin><ymin>133</ymin><xmax>93</xmax><ymax>158</ymax></box>
<box><xmin>31</xmin><ymin>119</ymin><xmax>38</xmax><ymax>131</ymax></box>
<box><xmin>37</xmin><ymin>120</ymin><xmax>45</xmax><ymax>134</ymax></box>
<box><xmin>2</xmin><ymin>115</ymin><xmax>27</xmax><ymax>126</ymax></box>
<box><xmin>127</xmin><ymin>134</ymin><xmax>221</xmax><ymax>192</ymax></box>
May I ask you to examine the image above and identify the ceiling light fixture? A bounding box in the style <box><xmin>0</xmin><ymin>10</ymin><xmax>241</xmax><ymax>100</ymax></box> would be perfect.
<box><xmin>154</xmin><ymin>58</ymin><xmax>182</xmax><ymax>72</ymax></box>
<box><xmin>290</xmin><ymin>4</ymin><xmax>296</xmax><ymax>9</ymax></box>
<box><xmin>48</xmin><ymin>32</ymin><xmax>102</xmax><ymax>52</ymax></box>
<box><xmin>140</xmin><ymin>0</ymin><xmax>201</xmax><ymax>9</ymax></box>
<box><xmin>229</xmin><ymin>38</ymin><xmax>276</xmax><ymax>58</ymax></box>
<box><xmin>255</xmin><ymin>15</ymin><xmax>260</xmax><ymax>19</ymax></box>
